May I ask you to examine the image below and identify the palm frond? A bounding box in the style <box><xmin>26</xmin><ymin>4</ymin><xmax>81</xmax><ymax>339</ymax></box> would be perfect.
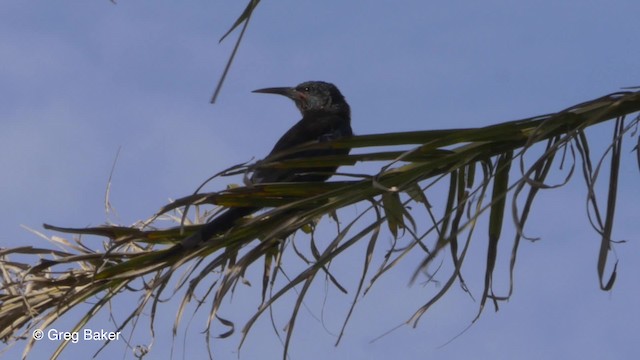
<box><xmin>210</xmin><ymin>0</ymin><xmax>260</xmax><ymax>103</ymax></box>
<box><xmin>1</xmin><ymin>90</ymin><xmax>639</xmax><ymax>359</ymax></box>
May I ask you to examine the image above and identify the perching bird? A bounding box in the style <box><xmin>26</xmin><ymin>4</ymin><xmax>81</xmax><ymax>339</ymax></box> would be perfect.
<box><xmin>181</xmin><ymin>81</ymin><xmax>352</xmax><ymax>249</ymax></box>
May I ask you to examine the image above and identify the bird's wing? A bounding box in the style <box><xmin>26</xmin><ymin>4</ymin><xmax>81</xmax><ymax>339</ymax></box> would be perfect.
<box><xmin>251</xmin><ymin>114</ymin><xmax>352</xmax><ymax>183</ymax></box>
<box><xmin>268</xmin><ymin>113</ymin><xmax>352</xmax><ymax>155</ymax></box>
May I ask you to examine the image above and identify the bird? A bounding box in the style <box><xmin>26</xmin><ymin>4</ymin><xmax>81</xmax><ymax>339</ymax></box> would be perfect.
<box><xmin>181</xmin><ymin>81</ymin><xmax>353</xmax><ymax>249</ymax></box>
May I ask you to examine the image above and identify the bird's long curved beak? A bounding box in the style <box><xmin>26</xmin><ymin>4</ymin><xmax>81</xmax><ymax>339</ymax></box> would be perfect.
<box><xmin>252</xmin><ymin>86</ymin><xmax>297</xmax><ymax>100</ymax></box>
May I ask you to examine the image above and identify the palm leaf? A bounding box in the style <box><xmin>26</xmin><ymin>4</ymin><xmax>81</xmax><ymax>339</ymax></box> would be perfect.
<box><xmin>1</xmin><ymin>90</ymin><xmax>639</xmax><ymax>359</ymax></box>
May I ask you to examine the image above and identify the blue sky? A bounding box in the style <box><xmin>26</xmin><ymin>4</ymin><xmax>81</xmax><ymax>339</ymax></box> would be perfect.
<box><xmin>2</xmin><ymin>1</ymin><xmax>640</xmax><ymax>359</ymax></box>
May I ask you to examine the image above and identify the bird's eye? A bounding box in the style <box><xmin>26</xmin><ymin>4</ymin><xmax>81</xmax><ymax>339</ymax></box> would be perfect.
<box><xmin>303</xmin><ymin>87</ymin><xmax>310</xmax><ymax>92</ymax></box>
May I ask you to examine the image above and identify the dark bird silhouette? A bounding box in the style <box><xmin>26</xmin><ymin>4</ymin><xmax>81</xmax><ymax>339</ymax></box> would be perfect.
<box><xmin>181</xmin><ymin>81</ymin><xmax>352</xmax><ymax>249</ymax></box>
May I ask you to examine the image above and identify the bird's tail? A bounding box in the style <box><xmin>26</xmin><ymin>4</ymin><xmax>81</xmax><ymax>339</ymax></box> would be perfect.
<box><xmin>93</xmin><ymin>207</ymin><xmax>261</xmax><ymax>280</ymax></box>
<box><xmin>181</xmin><ymin>206</ymin><xmax>260</xmax><ymax>249</ymax></box>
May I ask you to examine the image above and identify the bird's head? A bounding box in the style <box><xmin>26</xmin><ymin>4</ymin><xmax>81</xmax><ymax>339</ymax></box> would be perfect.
<box><xmin>253</xmin><ymin>81</ymin><xmax>350</xmax><ymax>117</ymax></box>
